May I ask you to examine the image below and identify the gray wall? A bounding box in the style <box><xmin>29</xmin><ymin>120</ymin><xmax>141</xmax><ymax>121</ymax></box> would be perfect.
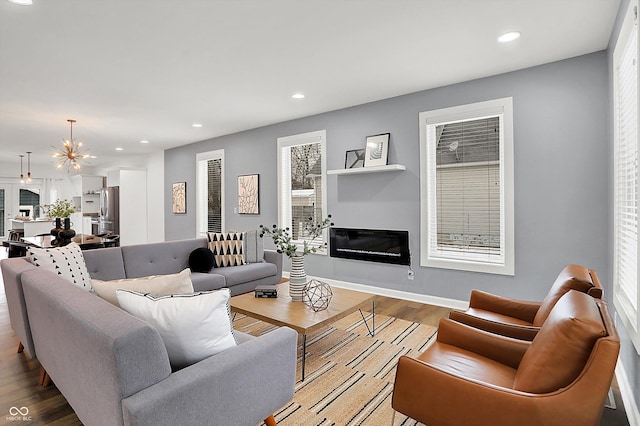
<box><xmin>609</xmin><ymin>0</ymin><xmax>640</xmax><ymax>414</ymax></box>
<box><xmin>166</xmin><ymin>51</ymin><xmax>609</xmax><ymax>305</ymax></box>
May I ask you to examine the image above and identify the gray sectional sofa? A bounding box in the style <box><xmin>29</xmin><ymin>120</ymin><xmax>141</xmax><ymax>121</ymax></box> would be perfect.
<box><xmin>1</xmin><ymin>238</ymin><xmax>296</xmax><ymax>425</ymax></box>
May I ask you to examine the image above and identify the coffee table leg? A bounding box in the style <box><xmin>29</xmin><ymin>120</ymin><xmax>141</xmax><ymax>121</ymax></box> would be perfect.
<box><xmin>301</xmin><ymin>334</ymin><xmax>307</xmax><ymax>381</ymax></box>
<box><xmin>359</xmin><ymin>300</ymin><xmax>376</xmax><ymax>337</ymax></box>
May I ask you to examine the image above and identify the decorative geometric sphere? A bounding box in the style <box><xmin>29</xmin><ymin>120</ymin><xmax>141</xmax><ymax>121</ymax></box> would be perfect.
<box><xmin>302</xmin><ymin>279</ymin><xmax>333</xmax><ymax>312</ymax></box>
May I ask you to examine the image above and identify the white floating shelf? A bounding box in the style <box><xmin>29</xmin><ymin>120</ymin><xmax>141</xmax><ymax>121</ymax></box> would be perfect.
<box><xmin>327</xmin><ymin>164</ymin><xmax>406</xmax><ymax>175</ymax></box>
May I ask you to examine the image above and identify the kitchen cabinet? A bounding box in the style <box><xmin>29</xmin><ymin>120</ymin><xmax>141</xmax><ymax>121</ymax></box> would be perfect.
<box><xmin>70</xmin><ymin>175</ymin><xmax>105</xmax><ymax>234</ymax></box>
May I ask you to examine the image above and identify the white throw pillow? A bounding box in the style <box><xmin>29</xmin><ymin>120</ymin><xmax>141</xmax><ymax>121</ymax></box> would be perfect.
<box><xmin>116</xmin><ymin>288</ymin><xmax>237</xmax><ymax>369</ymax></box>
<box><xmin>91</xmin><ymin>268</ymin><xmax>194</xmax><ymax>307</ymax></box>
<box><xmin>28</xmin><ymin>242</ymin><xmax>93</xmax><ymax>291</ymax></box>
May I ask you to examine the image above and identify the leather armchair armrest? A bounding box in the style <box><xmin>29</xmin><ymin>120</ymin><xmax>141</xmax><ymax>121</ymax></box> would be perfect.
<box><xmin>469</xmin><ymin>289</ymin><xmax>541</xmax><ymax>323</ymax></box>
<box><xmin>449</xmin><ymin>310</ymin><xmax>540</xmax><ymax>341</ymax></box>
<box><xmin>436</xmin><ymin>318</ymin><xmax>529</xmax><ymax>369</ymax></box>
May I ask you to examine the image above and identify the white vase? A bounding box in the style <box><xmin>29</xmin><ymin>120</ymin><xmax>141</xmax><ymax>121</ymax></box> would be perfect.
<box><xmin>289</xmin><ymin>256</ymin><xmax>307</xmax><ymax>301</ymax></box>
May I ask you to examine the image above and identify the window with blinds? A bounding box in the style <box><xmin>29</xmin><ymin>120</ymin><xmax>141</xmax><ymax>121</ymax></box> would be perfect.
<box><xmin>207</xmin><ymin>158</ymin><xmax>223</xmax><ymax>232</ymax></box>
<box><xmin>196</xmin><ymin>150</ymin><xmax>224</xmax><ymax>236</ymax></box>
<box><xmin>277</xmin><ymin>130</ymin><xmax>327</xmax><ymax>253</ymax></box>
<box><xmin>420</xmin><ymin>98</ymin><xmax>514</xmax><ymax>275</ymax></box>
<box><xmin>613</xmin><ymin>0</ymin><xmax>640</xmax><ymax>353</ymax></box>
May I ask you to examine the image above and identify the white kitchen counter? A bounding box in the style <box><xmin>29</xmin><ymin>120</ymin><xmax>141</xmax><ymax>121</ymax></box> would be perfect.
<box><xmin>9</xmin><ymin>219</ymin><xmax>56</xmax><ymax>237</ymax></box>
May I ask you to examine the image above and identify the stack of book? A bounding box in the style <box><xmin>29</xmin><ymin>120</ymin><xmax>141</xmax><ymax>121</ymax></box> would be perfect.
<box><xmin>254</xmin><ymin>285</ymin><xmax>278</xmax><ymax>298</ymax></box>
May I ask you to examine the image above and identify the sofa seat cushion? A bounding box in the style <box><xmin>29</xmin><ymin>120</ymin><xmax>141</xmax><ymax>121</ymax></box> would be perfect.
<box><xmin>214</xmin><ymin>262</ymin><xmax>277</xmax><ymax>287</ymax></box>
<box><xmin>190</xmin><ymin>272</ymin><xmax>227</xmax><ymax>292</ymax></box>
<box><xmin>417</xmin><ymin>341</ymin><xmax>517</xmax><ymax>389</ymax></box>
<box><xmin>92</xmin><ymin>268</ymin><xmax>194</xmax><ymax>307</ymax></box>
<box><xmin>116</xmin><ymin>288</ymin><xmax>237</xmax><ymax>370</ymax></box>
<box><xmin>514</xmin><ymin>290</ymin><xmax>606</xmax><ymax>393</ymax></box>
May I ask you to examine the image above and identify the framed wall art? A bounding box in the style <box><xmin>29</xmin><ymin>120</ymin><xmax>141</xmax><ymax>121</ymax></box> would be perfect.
<box><xmin>172</xmin><ymin>182</ymin><xmax>186</xmax><ymax>214</ymax></box>
<box><xmin>364</xmin><ymin>133</ymin><xmax>390</xmax><ymax>167</ymax></box>
<box><xmin>345</xmin><ymin>149</ymin><xmax>365</xmax><ymax>169</ymax></box>
<box><xmin>238</xmin><ymin>174</ymin><xmax>260</xmax><ymax>214</ymax></box>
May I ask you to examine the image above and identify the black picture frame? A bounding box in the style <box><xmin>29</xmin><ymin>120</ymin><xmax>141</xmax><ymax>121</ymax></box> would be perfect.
<box><xmin>345</xmin><ymin>149</ymin><xmax>366</xmax><ymax>169</ymax></box>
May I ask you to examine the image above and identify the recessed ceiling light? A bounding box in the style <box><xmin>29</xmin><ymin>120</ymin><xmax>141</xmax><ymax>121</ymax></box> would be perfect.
<box><xmin>115</xmin><ymin>147</ymin><xmax>124</xmax><ymax>151</ymax></box>
<box><xmin>90</xmin><ymin>155</ymin><xmax>97</xmax><ymax>159</ymax></box>
<box><xmin>292</xmin><ymin>93</ymin><xmax>305</xmax><ymax>99</ymax></box>
<box><xmin>8</xmin><ymin>0</ymin><xmax>33</xmax><ymax>5</ymax></box>
<box><xmin>192</xmin><ymin>123</ymin><xmax>203</xmax><ymax>128</ymax></box>
<box><xmin>498</xmin><ymin>31</ymin><xmax>521</xmax><ymax>43</ymax></box>
<box><xmin>140</xmin><ymin>140</ymin><xmax>149</xmax><ymax>144</ymax></box>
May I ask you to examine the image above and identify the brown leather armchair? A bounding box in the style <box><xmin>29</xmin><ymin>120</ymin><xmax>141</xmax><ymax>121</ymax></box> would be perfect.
<box><xmin>392</xmin><ymin>291</ymin><xmax>619</xmax><ymax>426</ymax></box>
<box><xmin>449</xmin><ymin>264</ymin><xmax>603</xmax><ymax>340</ymax></box>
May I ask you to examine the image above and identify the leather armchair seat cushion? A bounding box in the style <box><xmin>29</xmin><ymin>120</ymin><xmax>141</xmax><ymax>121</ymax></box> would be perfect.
<box><xmin>514</xmin><ymin>291</ymin><xmax>607</xmax><ymax>393</ymax></box>
<box><xmin>417</xmin><ymin>343</ymin><xmax>517</xmax><ymax>389</ymax></box>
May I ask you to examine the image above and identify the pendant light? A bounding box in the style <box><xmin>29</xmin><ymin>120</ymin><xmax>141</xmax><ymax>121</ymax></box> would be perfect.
<box><xmin>19</xmin><ymin>154</ymin><xmax>24</xmax><ymax>183</ymax></box>
<box><xmin>52</xmin><ymin>119</ymin><xmax>91</xmax><ymax>171</ymax></box>
<box><xmin>27</xmin><ymin>151</ymin><xmax>32</xmax><ymax>182</ymax></box>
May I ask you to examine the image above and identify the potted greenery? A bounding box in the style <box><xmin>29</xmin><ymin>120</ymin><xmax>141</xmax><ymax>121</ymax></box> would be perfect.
<box><xmin>260</xmin><ymin>215</ymin><xmax>333</xmax><ymax>301</ymax></box>
<box><xmin>47</xmin><ymin>199</ymin><xmax>76</xmax><ymax>219</ymax></box>
<box><xmin>47</xmin><ymin>199</ymin><xmax>77</xmax><ymax>246</ymax></box>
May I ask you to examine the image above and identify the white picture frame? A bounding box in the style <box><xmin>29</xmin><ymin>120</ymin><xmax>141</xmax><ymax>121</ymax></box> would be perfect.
<box><xmin>364</xmin><ymin>133</ymin><xmax>390</xmax><ymax>167</ymax></box>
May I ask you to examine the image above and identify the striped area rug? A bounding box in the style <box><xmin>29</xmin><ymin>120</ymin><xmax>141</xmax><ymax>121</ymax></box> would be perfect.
<box><xmin>233</xmin><ymin>311</ymin><xmax>436</xmax><ymax>426</ymax></box>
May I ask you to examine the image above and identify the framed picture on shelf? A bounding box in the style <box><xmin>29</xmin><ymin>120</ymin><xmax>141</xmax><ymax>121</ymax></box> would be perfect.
<box><xmin>238</xmin><ymin>174</ymin><xmax>260</xmax><ymax>214</ymax></box>
<box><xmin>345</xmin><ymin>149</ymin><xmax>366</xmax><ymax>169</ymax></box>
<box><xmin>364</xmin><ymin>133</ymin><xmax>390</xmax><ymax>167</ymax></box>
<box><xmin>172</xmin><ymin>182</ymin><xmax>186</xmax><ymax>214</ymax></box>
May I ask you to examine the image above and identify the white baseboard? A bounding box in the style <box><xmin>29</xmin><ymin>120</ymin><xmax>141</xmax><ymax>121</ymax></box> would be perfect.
<box><xmin>282</xmin><ymin>272</ymin><xmax>469</xmax><ymax>311</ymax></box>
<box><xmin>615</xmin><ymin>361</ymin><xmax>640</xmax><ymax>426</ymax></box>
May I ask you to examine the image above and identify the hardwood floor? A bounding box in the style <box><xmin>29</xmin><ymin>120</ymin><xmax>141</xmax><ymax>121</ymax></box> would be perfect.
<box><xmin>0</xmin><ymin>249</ymin><xmax>628</xmax><ymax>425</ymax></box>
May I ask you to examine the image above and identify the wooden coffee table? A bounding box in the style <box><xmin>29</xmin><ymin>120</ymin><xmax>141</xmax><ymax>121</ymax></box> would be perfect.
<box><xmin>230</xmin><ymin>282</ymin><xmax>376</xmax><ymax>380</ymax></box>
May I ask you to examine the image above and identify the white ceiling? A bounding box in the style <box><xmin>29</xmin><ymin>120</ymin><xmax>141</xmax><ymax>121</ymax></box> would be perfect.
<box><xmin>0</xmin><ymin>0</ymin><xmax>620</xmax><ymax>170</ymax></box>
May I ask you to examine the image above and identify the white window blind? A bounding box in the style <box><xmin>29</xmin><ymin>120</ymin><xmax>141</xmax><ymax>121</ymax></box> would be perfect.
<box><xmin>420</xmin><ymin>98</ymin><xmax>514</xmax><ymax>275</ymax></box>
<box><xmin>277</xmin><ymin>130</ymin><xmax>327</xmax><ymax>252</ymax></box>
<box><xmin>614</xmin><ymin>0</ymin><xmax>640</xmax><ymax>354</ymax></box>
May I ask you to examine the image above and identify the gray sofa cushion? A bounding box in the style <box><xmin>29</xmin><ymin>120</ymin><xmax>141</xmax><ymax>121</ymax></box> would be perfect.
<box><xmin>190</xmin><ymin>272</ymin><xmax>226</xmax><ymax>292</ymax></box>
<box><xmin>83</xmin><ymin>246</ymin><xmax>126</xmax><ymax>281</ymax></box>
<box><xmin>214</xmin><ymin>262</ymin><xmax>277</xmax><ymax>287</ymax></box>
<box><xmin>122</xmin><ymin>238</ymin><xmax>207</xmax><ymax>278</ymax></box>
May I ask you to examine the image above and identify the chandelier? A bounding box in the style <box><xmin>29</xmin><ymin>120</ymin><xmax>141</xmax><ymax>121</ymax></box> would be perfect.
<box><xmin>52</xmin><ymin>119</ymin><xmax>91</xmax><ymax>171</ymax></box>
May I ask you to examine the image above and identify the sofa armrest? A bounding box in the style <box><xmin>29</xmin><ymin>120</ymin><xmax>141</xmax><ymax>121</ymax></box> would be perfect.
<box><xmin>122</xmin><ymin>326</ymin><xmax>297</xmax><ymax>426</ymax></box>
<box><xmin>469</xmin><ymin>289</ymin><xmax>541</xmax><ymax>323</ymax></box>
<box><xmin>0</xmin><ymin>258</ymin><xmax>38</xmax><ymax>358</ymax></box>
<box><xmin>436</xmin><ymin>318</ymin><xmax>529</xmax><ymax>369</ymax></box>
<box><xmin>264</xmin><ymin>249</ymin><xmax>283</xmax><ymax>281</ymax></box>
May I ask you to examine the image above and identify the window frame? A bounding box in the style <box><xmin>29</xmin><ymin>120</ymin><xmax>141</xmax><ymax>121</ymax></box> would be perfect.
<box><xmin>613</xmin><ymin>0</ymin><xmax>640</xmax><ymax>355</ymax></box>
<box><xmin>277</xmin><ymin>130</ymin><xmax>328</xmax><ymax>255</ymax></box>
<box><xmin>419</xmin><ymin>97</ymin><xmax>515</xmax><ymax>275</ymax></box>
<box><xmin>196</xmin><ymin>149</ymin><xmax>225</xmax><ymax>237</ymax></box>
